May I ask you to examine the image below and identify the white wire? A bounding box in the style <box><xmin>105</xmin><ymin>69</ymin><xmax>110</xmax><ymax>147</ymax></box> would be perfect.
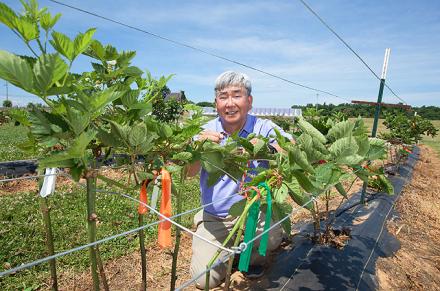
<box><xmin>0</xmin><ymin>173</ymin><xmax>59</xmax><ymax>183</ymax></box>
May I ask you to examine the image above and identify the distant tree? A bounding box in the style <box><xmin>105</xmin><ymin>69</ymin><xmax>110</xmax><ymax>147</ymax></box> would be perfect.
<box><xmin>196</xmin><ymin>101</ymin><xmax>215</xmax><ymax>107</ymax></box>
<box><xmin>2</xmin><ymin>100</ymin><xmax>12</xmax><ymax>107</ymax></box>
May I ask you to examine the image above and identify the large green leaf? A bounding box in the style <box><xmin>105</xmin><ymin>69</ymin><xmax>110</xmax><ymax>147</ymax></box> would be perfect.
<box><xmin>329</xmin><ymin>136</ymin><xmax>359</xmax><ymax>163</ymax></box>
<box><xmin>0</xmin><ymin>2</ymin><xmax>18</xmax><ymax>29</ymax></box>
<box><xmin>90</xmin><ymin>88</ymin><xmax>125</xmax><ymax>117</ymax></box>
<box><xmin>201</xmin><ymin>151</ymin><xmax>224</xmax><ymax>174</ymax></box>
<box><xmin>366</xmin><ymin>138</ymin><xmax>387</xmax><ymax>160</ymax></box>
<box><xmin>297</xmin><ymin>117</ymin><xmax>327</xmax><ymax>144</ymax></box>
<box><xmin>313</xmin><ymin>162</ymin><xmax>341</xmax><ymax>189</ymax></box>
<box><xmin>355</xmin><ymin>135</ymin><xmax>370</xmax><ymax>156</ymax></box>
<box><xmin>0</xmin><ymin>50</ymin><xmax>33</xmax><ymax>92</ymax></box>
<box><xmin>14</xmin><ymin>16</ymin><xmax>39</xmax><ymax>41</ymax></box>
<box><xmin>33</xmin><ymin>53</ymin><xmax>68</xmax><ymax>94</ymax></box>
<box><xmin>128</xmin><ymin>123</ymin><xmax>147</xmax><ymax>146</ymax></box>
<box><xmin>73</xmin><ymin>28</ymin><xmax>96</xmax><ymax>58</ymax></box>
<box><xmin>50</xmin><ymin>31</ymin><xmax>74</xmax><ymax>61</ymax></box>
<box><xmin>377</xmin><ymin>175</ymin><xmax>394</xmax><ymax>195</ymax></box>
<box><xmin>327</xmin><ymin>120</ymin><xmax>354</xmax><ymax>142</ymax></box>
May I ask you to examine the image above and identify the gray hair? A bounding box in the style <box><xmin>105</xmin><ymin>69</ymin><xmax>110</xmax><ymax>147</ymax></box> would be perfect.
<box><xmin>214</xmin><ymin>71</ymin><xmax>252</xmax><ymax>97</ymax></box>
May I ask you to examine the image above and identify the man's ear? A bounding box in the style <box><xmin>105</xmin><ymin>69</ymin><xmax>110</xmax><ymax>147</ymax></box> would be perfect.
<box><xmin>248</xmin><ymin>94</ymin><xmax>253</xmax><ymax>110</ymax></box>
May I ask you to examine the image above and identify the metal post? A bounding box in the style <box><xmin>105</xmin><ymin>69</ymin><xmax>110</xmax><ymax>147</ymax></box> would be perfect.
<box><xmin>5</xmin><ymin>82</ymin><xmax>8</xmax><ymax>101</ymax></box>
<box><xmin>361</xmin><ymin>48</ymin><xmax>391</xmax><ymax>204</ymax></box>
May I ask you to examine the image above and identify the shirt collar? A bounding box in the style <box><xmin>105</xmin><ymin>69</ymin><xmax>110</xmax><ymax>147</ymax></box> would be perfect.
<box><xmin>217</xmin><ymin>114</ymin><xmax>254</xmax><ymax>137</ymax></box>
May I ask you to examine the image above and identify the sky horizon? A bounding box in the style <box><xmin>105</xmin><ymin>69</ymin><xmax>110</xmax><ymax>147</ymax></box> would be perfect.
<box><xmin>1</xmin><ymin>0</ymin><xmax>439</xmax><ymax>108</ymax></box>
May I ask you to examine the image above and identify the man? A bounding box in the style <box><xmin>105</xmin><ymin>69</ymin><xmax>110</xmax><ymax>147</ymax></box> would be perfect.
<box><xmin>188</xmin><ymin>71</ymin><xmax>293</xmax><ymax>289</ymax></box>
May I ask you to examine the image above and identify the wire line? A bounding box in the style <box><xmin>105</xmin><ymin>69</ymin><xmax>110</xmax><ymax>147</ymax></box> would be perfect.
<box><xmin>48</xmin><ymin>0</ymin><xmax>351</xmax><ymax>102</ymax></box>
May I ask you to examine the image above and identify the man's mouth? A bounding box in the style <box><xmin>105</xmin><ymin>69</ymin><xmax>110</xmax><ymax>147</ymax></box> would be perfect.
<box><xmin>225</xmin><ymin>111</ymin><xmax>238</xmax><ymax>116</ymax></box>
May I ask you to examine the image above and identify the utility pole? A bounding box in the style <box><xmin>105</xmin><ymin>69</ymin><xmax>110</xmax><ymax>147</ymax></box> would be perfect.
<box><xmin>316</xmin><ymin>93</ymin><xmax>319</xmax><ymax>110</ymax></box>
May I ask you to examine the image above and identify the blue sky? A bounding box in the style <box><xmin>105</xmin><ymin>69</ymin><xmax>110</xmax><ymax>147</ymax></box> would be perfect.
<box><xmin>1</xmin><ymin>0</ymin><xmax>439</xmax><ymax>107</ymax></box>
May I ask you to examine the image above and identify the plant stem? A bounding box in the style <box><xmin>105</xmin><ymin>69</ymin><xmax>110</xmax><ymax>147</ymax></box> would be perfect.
<box><xmin>224</xmin><ymin>226</ymin><xmax>244</xmax><ymax>291</ymax></box>
<box><xmin>170</xmin><ymin>167</ymin><xmax>187</xmax><ymax>290</ymax></box>
<box><xmin>96</xmin><ymin>246</ymin><xmax>109</xmax><ymax>291</ymax></box>
<box><xmin>86</xmin><ymin>170</ymin><xmax>100</xmax><ymax>291</ymax></box>
<box><xmin>39</xmin><ymin>195</ymin><xmax>58</xmax><ymax>291</ymax></box>
<box><xmin>204</xmin><ymin>196</ymin><xmax>258</xmax><ymax>291</ymax></box>
<box><xmin>138</xmin><ymin>214</ymin><xmax>147</xmax><ymax>291</ymax></box>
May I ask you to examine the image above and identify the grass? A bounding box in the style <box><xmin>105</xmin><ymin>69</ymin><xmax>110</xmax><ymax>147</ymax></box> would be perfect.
<box><xmin>0</xmin><ymin>123</ymin><xmax>35</xmax><ymax>162</ymax></box>
<box><xmin>0</xmin><ymin>168</ymin><xmax>201</xmax><ymax>290</ymax></box>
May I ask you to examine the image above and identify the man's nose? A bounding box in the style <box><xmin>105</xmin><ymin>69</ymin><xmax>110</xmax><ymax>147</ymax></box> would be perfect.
<box><xmin>225</xmin><ymin>96</ymin><xmax>234</xmax><ymax>106</ymax></box>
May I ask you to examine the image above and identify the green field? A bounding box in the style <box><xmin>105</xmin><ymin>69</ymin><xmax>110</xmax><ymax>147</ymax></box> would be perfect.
<box><xmin>349</xmin><ymin>118</ymin><xmax>440</xmax><ymax>156</ymax></box>
<box><xmin>0</xmin><ymin>122</ymin><xmax>35</xmax><ymax>162</ymax></box>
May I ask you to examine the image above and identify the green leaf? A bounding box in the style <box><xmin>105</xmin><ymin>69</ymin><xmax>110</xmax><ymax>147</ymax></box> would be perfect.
<box><xmin>327</xmin><ymin>120</ymin><xmax>354</xmax><ymax>142</ymax></box>
<box><xmin>172</xmin><ymin>152</ymin><xmax>193</xmax><ymax>162</ymax></box>
<box><xmin>0</xmin><ymin>50</ymin><xmax>33</xmax><ymax>92</ymax></box>
<box><xmin>73</xmin><ymin>28</ymin><xmax>96</xmax><ymax>58</ymax></box>
<box><xmin>0</xmin><ymin>2</ymin><xmax>18</xmax><ymax>29</ymax></box>
<box><xmin>128</xmin><ymin>123</ymin><xmax>147</xmax><ymax>146</ymax></box>
<box><xmin>201</xmin><ymin>151</ymin><xmax>224</xmax><ymax>174</ymax></box>
<box><xmin>355</xmin><ymin>135</ymin><xmax>370</xmax><ymax>156</ymax></box>
<box><xmin>297</xmin><ymin>117</ymin><xmax>327</xmax><ymax>144</ymax></box>
<box><xmin>50</xmin><ymin>31</ymin><xmax>74</xmax><ymax>61</ymax></box>
<box><xmin>329</xmin><ymin>136</ymin><xmax>359</xmax><ymax>163</ymax></box>
<box><xmin>314</xmin><ymin>163</ymin><xmax>341</xmax><ymax>189</ymax></box>
<box><xmin>290</xmin><ymin>146</ymin><xmax>315</xmax><ymax>173</ymax></box>
<box><xmin>124</xmin><ymin>66</ymin><xmax>143</xmax><ymax>77</ymax></box>
<box><xmin>90</xmin><ymin>88</ymin><xmax>125</xmax><ymax>116</ymax></box>
<box><xmin>229</xmin><ymin>199</ymin><xmax>246</xmax><ymax>217</ymax></box>
<box><xmin>14</xmin><ymin>16</ymin><xmax>39</xmax><ymax>41</ymax></box>
<box><xmin>96</xmin><ymin>128</ymin><xmax>123</xmax><ymax>148</ymax></box>
<box><xmin>338</xmin><ymin>154</ymin><xmax>364</xmax><ymax>165</ymax></box>
<box><xmin>33</xmin><ymin>53</ymin><xmax>68</xmax><ymax>94</ymax></box>
<box><xmin>273</xmin><ymin>183</ymin><xmax>289</xmax><ymax>204</ymax></box>
<box><xmin>334</xmin><ymin>182</ymin><xmax>348</xmax><ymax>198</ymax></box>
<box><xmin>292</xmin><ymin>170</ymin><xmax>317</xmax><ymax>194</ymax></box>
<box><xmin>65</xmin><ymin>106</ymin><xmax>90</xmax><ymax>135</ymax></box>
<box><xmin>158</xmin><ymin>124</ymin><xmax>173</xmax><ymax>138</ymax></box>
<box><xmin>83</xmin><ymin>39</ymin><xmax>105</xmax><ymax>60</ymax></box>
<box><xmin>272</xmin><ymin>202</ymin><xmax>293</xmax><ymax>234</ymax></box>
<box><xmin>377</xmin><ymin>175</ymin><xmax>394</xmax><ymax>195</ymax></box>
<box><xmin>8</xmin><ymin>108</ymin><xmax>30</xmax><ymax>126</ymax></box>
<box><xmin>67</xmin><ymin>130</ymin><xmax>96</xmax><ymax>158</ymax></box>
<box><xmin>40</xmin><ymin>12</ymin><xmax>61</xmax><ymax>31</ymax></box>
<box><xmin>366</xmin><ymin>138</ymin><xmax>387</xmax><ymax>160</ymax></box>
<box><xmin>253</xmin><ymin>138</ymin><xmax>265</xmax><ymax>155</ymax></box>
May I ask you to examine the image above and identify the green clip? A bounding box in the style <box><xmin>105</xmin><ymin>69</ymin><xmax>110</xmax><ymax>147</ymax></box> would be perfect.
<box><xmin>238</xmin><ymin>190</ymin><xmax>260</xmax><ymax>272</ymax></box>
<box><xmin>258</xmin><ymin>182</ymin><xmax>272</xmax><ymax>256</ymax></box>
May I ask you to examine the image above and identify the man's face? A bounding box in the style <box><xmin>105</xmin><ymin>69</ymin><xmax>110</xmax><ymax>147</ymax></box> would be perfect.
<box><xmin>215</xmin><ymin>85</ymin><xmax>252</xmax><ymax>131</ymax></box>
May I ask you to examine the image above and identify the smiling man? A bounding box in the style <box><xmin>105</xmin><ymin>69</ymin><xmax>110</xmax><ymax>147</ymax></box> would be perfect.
<box><xmin>188</xmin><ymin>71</ymin><xmax>293</xmax><ymax>289</ymax></box>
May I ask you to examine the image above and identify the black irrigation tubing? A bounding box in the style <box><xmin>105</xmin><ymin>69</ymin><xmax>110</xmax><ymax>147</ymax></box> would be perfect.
<box><xmin>298</xmin><ymin>0</ymin><xmax>408</xmax><ymax>105</ymax></box>
<box><xmin>48</xmin><ymin>0</ymin><xmax>351</xmax><ymax>102</ymax></box>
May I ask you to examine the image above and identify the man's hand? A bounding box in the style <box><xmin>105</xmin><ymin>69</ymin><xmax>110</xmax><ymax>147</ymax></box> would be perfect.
<box><xmin>198</xmin><ymin>130</ymin><xmax>224</xmax><ymax>144</ymax></box>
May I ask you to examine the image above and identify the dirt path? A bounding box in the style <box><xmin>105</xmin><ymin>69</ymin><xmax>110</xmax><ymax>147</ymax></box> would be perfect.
<box><xmin>376</xmin><ymin>145</ymin><xmax>440</xmax><ymax>290</ymax></box>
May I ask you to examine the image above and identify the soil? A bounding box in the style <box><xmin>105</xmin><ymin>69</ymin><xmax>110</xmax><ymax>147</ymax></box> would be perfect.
<box><xmin>376</xmin><ymin>145</ymin><xmax>440</xmax><ymax>291</ymax></box>
<box><xmin>5</xmin><ymin>146</ymin><xmax>438</xmax><ymax>290</ymax></box>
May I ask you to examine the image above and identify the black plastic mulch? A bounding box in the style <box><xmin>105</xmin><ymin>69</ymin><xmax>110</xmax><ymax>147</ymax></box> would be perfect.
<box><xmin>262</xmin><ymin>147</ymin><xmax>420</xmax><ymax>291</ymax></box>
